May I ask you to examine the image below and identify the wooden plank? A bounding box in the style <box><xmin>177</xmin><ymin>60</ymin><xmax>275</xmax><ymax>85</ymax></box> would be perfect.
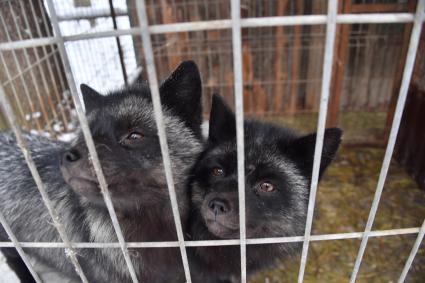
<box><xmin>160</xmin><ymin>0</ymin><xmax>182</xmax><ymax>70</ymax></box>
<box><xmin>350</xmin><ymin>3</ymin><xmax>408</xmax><ymax>13</ymax></box>
<box><xmin>395</xmin><ymin>87</ymin><xmax>415</xmax><ymax>165</ymax></box>
<box><xmin>305</xmin><ymin>0</ymin><xmax>324</xmax><ymax>111</ymax></box>
<box><xmin>273</xmin><ymin>0</ymin><xmax>289</xmax><ymax>113</ymax></box>
<box><xmin>288</xmin><ymin>0</ymin><xmax>304</xmax><ymax>115</ymax></box>
<box><xmin>384</xmin><ymin>0</ymin><xmax>417</xmax><ymax>140</ymax></box>
<box><xmin>326</xmin><ymin>0</ymin><xmax>351</xmax><ymax>127</ymax></box>
<box><xmin>242</xmin><ymin>42</ymin><xmax>253</xmax><ymax>113</ymax></box>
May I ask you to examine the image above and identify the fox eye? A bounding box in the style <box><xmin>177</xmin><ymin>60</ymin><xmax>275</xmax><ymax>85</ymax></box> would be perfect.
<box><xmin>120</xmin><ymin>131</ymin><xmax>144</xmax><ymax>146</ymax></box>
<box><xmin>211</xmin><ymin>167</ymin><xmax>224</xmax><ymax>177</ymax></box>
<box><xmin>126</xmin><ymin>132</ymin><xmax>143</xmax><ymax>140</ymax></box>
<box><xmin>259</xmin><ymin>182</ymin><xmax>276</xmax><ymax>193</ymax></box>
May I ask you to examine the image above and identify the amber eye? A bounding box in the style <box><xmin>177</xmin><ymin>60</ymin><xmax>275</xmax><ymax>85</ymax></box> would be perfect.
<box><xmin>259</xmin><ymin>182</ymin><xmax>276</xmax><ymax>193</ymax></box>
<box><xmin>126</xmin><ymin>132</ymin><xmax>143</xmax><ymax>140</ymax></box>
<box><xmin>212</xmin><ymin>167</ymin><xmax>224</xmax><ymax>176</ymax></box>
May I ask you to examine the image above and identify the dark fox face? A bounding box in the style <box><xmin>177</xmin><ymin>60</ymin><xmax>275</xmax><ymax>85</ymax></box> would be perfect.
<box><xmin>191</xmin><ymin>94</ymin><xmax>342</xmax><ymax>239</ymax></box>
<box><xmin>60</xmin><ymin>61</ymin><xmax>203</xmax><ymax>211</ymax></box>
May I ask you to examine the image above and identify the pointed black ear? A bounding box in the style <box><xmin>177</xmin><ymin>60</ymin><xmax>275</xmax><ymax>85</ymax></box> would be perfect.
<box><xmin>208</xmin><ymin>94</ymin><xmax>236</xmax><ymax>144</ymax></box>
<box><xmin>80</xmin><ymin>84</ymin><xmax>101</xmax><ymax>112</ymax></box>
<box><xmin>286</xmin><ymin>128</ymin><xmax>343</xmax><ymax>180</ymax></box>
<box><xmin>159</xmin><ymin>60</ymin><xmax>202</xmax><ymax>137</ymax></box>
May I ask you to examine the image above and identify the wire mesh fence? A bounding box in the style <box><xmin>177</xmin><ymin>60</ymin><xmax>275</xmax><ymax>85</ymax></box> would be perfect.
<box><xmin>0</xmin><ymin>0</ymin><xmax>424</xmax><ymax>282</ymax></box>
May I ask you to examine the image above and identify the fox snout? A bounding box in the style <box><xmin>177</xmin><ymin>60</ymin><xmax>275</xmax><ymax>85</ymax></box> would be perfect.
<box><xmin>60</xmin><ymin>145</ymin><xmax>92</xmax><ymax>179</ymax></box>
<box><xmin>208</xmin><ymin>198</ymin><xmax>231</xmax><ymax>215</ymax></box>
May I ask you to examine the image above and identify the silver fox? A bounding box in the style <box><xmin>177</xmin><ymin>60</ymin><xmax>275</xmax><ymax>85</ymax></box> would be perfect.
<box><xmin>0</xmin><ymin>61</ymin><xmax>203</xmax><ymax>283</ymax></box>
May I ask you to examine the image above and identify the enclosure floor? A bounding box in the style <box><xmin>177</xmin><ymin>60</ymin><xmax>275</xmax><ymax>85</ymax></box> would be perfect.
<box><xmin>250</xmin><ymin>146</ymin><xmax>425</xmax><ymax>283</ymax></box>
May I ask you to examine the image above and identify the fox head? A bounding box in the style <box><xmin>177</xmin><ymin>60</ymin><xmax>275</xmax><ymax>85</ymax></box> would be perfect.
<box><xmin>191</xmin><ymin>94</ymin><xmax>342</xmax><ymax>240</ymax></box>
<box><xmin>60</xmin><ymin>61</ymin><xmax>204</xmax><ymax>213</ymax></box>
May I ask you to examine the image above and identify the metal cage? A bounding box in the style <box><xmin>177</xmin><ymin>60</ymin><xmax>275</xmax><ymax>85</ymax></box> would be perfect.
<box><xmin>0</xmin><ymin>0</ymin><xmax>424</xmax><ymax>282</ymax></box>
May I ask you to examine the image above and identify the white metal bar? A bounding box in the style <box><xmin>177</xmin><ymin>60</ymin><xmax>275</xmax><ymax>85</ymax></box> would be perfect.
<box><xmin>133</xmin><ymin>1</ymin><xmax>192</xmax><ymax>282</ymax></box>
<box><xmin>0</xmin><ymin>227</ymin><xmax>420</xmax><ymax>248</ymax></box>
<box><xmin>1</xmin><ymin>13</ymin><xmax>424</xmax><ymax>51</ymax></box>
<box><xmin>398</xmin><ymin>220</ymin><xmax>425</xmax><ymax>283</ymax></box>
<box><xmin>230</xmin><ymin>0</ymin><xmax>247</xmax><ymax>282</ymax></box>
<box><xmin>297</xmin><ymin>1</ymin><xmax>338</xmax><ymax>282</ymax></box>
<box><xmin>336</xmin><ymin>13</ymin><xmax>414</xmax><ymax>24</ymax></box>
<box><xmin>0</xmin><ymin>85</ymin><xmax>88</xmax><ymax>283</ymax></box>
<box><xmin>44</xmin><ymin>1</ymin><xmax>139</xmax><ymax>282</ymax></box>
<box><xmin>349</xmin><ymin>1</ymin><xmax>425</xmax><ymax>282</ymax></box>
<box><xmin>0</xmin><ymin>210</ymin><xmax>42</xmax><ymax>283</ymax></box>
<box><xmin>56</xmin><ymin>7</ymin><xmax>128</xmax><ymax>22</ymax></box>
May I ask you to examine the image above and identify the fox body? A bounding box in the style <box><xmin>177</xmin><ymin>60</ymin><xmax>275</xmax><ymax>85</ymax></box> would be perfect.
<box><xmin>0</xmin><ymin>61</ymin><xmax>203</xmax><ymax>283</ymax></box>
<box><xmin>188</xmin><ymin>94</ymin><xmax>342</xmax><ymax>282</ymax></box>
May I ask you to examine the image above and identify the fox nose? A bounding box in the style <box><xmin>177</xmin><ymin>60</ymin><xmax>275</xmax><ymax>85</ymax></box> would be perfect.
<box><xmin>208</xmin><ymin>198</ymin><xmax>230</xmax><ymax>215</ymax></box>
<box><xmin>63</xmin><ymin>149</ymin><xmax>81</xmax><ymax>163</ymax></box>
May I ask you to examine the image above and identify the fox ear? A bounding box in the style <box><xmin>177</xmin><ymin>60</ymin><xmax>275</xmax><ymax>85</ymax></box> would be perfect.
<box><xmin>80</xmin><ymin>84</ymin><xmax>101</xmax><ymax>112</ymax></box>
<box><xmin>286</xmin><ymin>128</ymin><xmax>342</xmax><ymax>180</ymax></box>
<box><xmin>160</xmin><ymin>60</ymin><xmax>203</xmax><ymax>137</ymax></box>
<box><xmin>208</xmin><ymin>94</ymin><xmax>236</xmax><ymax>144</ymax></box>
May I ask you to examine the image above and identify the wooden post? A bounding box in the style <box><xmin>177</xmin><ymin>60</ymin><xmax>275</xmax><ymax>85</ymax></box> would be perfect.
<box><xmin>384</xmin><ymin>0</ymin><xmax>417</xmax><ymax>140</ymax></box>
<box><xmin>305</xmin><ymin>0</ymin><xmax>324</xmax><ymax>112</ymax></box>
<box><xmin>160</xmin><ymin>0</ymin><xmax>182</xmax><ymax>70</ymax></box>
<box><xmin>273</xmin><ymin>0</ymin><xmax>289</xmax><ymax>113</ymax></box>
<box><xmin>326</xmin><ymin>0</ymin><xmax>351</xmax><ymax>127</ymax></box>
<box><xmin>288</xmin><ymin>0</ymin><xmax>304</xmax><ymax>115</ymax></box>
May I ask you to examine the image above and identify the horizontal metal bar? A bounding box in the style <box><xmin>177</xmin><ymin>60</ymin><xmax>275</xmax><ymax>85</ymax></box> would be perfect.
<box><xmin>0</xmin><ymin>36</ymin><xmax>59</xmax><ymax>50</ymax></box>
<box><xmin>64</xmin><ymin>27</ymin><xmax>140</xmax><ymax>42</ymax></box>
<box><xmin>149</xmin><ymin>19</ymin><xmax>232</xmax><ymax>33</ymax></box>
<box><xmin>337</xmin><ymin>13</ymin><xmax>414</xmax><ymax>23</ymax></box>
<box><xmin>1</xmin><ymin>13</ymin><xmax>423</xmax><ymax>51</ymax></box>
<box><xmin>56</xmin><ymin>7</ymin><xmax>127</xmax><ymax>22</ymax></box>
<box><xmin>349</xmin><ymin>0</ymin><xmax>425</xmax><ymax>282</ymax></box>
<box><xmin>0</xmin><ymin>227</ymin><xmax>419</xmax><ymax>249</ymax></box>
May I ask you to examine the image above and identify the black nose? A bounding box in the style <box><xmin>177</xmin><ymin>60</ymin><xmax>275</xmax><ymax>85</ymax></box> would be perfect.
<box><xmin>208</xmin><ymin>198</ymin><xmax>230</xmax><ymax>215</ymax></box>
<box><xmin>63</xmin><ymin>149</ymin><xmax>81</xmax><ymax>163</ymax></box>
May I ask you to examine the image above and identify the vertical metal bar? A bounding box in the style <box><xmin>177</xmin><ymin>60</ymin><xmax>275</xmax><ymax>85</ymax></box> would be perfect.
<box><xmin>6</xmin><ymin>2</ymin><xmax>53</xmax><ymax>134</ymax></box>
<box><xmin>230</xmin><ymin>0</ymin><xmax>247</xmax><ymax>282</ymax></box>
<box><xmin>349</xmin><ymin>1</ymin><xmax>425</xmax><ymax>282</ymax></box>
<box><xmin>44</xmin><ymin>1</ymin><xmax>139</xmax><ymax>282</ymax></box>
<box><xmin>297</xmin><ymin>1</ymin><xmax>338</xmax><ymax>282</ymax></box>
<box><xmin>398</xmin><ymin>220</ymin><xmax>425</xmax><ymax>283</ymax></box>
<box><xmin>108</xmin><ymin>0</ymin><xmax>129</xmax><ymax>86</ymax></box>
<box><xmin>133</xmin><ymin>1</ymin><xmax>192</xmax><ymax>282</ymax></box>
<box><xmin>0</xmin><ymin>210</ymin><xmax>42</xmax><ymax>283</ymax></box>
<box><xmin>0</xmin><ymin>85</ymin><xmax>88</xmax><ymax>283</ymax></box>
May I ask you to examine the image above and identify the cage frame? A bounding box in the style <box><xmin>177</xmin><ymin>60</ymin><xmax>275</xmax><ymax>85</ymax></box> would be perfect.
<box><xmin>0</xmin><ymin>0</ymin><xmax>424</xmax><ymax>282</ymax></box>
